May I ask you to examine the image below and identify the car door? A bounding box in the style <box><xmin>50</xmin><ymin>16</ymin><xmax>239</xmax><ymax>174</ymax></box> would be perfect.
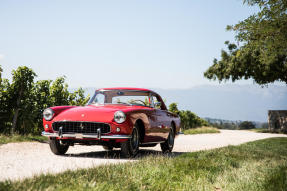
<box><xmin>151</xmin><ymin>95</ymin><xmax>170</xmax><ymax>141</ymax></box>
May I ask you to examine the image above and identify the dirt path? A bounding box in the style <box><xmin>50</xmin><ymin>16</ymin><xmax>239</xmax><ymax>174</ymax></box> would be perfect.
<box><xmin>0</xmin><ymin>130</ymin><xmax>286</xmax><ymax>181</ymax></box>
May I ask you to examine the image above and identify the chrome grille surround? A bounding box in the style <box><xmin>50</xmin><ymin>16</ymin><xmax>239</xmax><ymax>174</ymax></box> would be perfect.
<box><xmin>52</xmin><ymin>121</ymin><xmax>111</xmax><ymax>134</ymax></box>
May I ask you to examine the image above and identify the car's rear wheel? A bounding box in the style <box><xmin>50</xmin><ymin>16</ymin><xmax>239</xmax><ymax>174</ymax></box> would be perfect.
<box><xmin>121</xmin><ymin>124</ymin><xmax>140</xmax><ymax>158</ymax></box>
<box><xmin>160</xmin><ymin>126</ymin><xmax>175</xmax><ymax>153</ymax></box>
<box><xmin>49</xmin><ymin>138</ymin><xmax>69</xmax><ymax>155</ymax></box>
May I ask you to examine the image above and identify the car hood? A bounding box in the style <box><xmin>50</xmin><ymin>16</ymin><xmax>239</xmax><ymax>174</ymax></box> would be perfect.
<box><xmin>53</xmin><ymin>104</ymin><xmax>151</xmax><ymax>122</ymax></box>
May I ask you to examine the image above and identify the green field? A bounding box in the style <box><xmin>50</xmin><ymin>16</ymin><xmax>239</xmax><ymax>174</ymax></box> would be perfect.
<box><xmin>0</xmin><ymin>134</ymin><xmax>48</xmax><ymax>145</ymax></box>
<box><xmin>1</xmin><ymin>137</ymin><xmax>287</xmax><ymax>191</ymax></box>
<box><xmin>183</xmin><ymin>126</ymin><xmax>220</xmax><ymax>135</ymax></box>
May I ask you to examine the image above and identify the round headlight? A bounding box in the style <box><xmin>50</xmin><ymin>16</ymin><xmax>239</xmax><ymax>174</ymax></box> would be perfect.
<box><xmin>114</xmin><ymin>111</ymin><xmax>126</xmax><ymax>123</ymax></box>
<box><xmin>43</xmin><ymin>108</ymin><xmax>54</xmax><ymax>121</ymax></box>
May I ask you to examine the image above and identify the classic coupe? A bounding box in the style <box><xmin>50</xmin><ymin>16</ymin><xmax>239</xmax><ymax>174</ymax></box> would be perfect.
<box><xmin>42</xmin><ymin>87</ymin><xmax>180</xmax><ymax>157</ymax></box>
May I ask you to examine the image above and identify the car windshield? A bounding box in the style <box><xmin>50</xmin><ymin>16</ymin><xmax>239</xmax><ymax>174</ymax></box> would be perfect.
<box><xmin>88</xmin><ymin>90</ymin><xmax>152</xmax><ymax>107</ymax></box>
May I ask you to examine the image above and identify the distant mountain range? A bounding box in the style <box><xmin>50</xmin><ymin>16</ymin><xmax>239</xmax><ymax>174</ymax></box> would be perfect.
<box><xmin>77</xmin><ymin>84</ymin><xmax>287</xmax><ymax>122</ymax></box>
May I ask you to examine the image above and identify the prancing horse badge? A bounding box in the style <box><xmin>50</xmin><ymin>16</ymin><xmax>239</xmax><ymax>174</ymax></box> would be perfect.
<box><xmin>79</xmin><ymin>123</ymin><xmax>84</xmax><ymax>130</ymax></box>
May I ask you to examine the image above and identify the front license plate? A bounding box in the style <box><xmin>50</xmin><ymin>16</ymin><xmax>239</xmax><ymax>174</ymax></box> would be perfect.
<box><xmin>75</xmin><ymin>133</ymin><xmax>83</xmax><ymax>139</ymax></box>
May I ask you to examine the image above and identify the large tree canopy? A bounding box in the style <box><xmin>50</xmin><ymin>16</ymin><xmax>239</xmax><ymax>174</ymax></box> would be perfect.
<box><xmin>204</xmin><ymin>0</ymin><xmax>287</xmax><ymax>85</ymax></box>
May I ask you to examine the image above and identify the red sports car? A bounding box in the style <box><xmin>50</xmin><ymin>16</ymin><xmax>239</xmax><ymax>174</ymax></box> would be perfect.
<box><xmin>42</xmin><ymin>87</ymin><xmax>180</xmax><ymax>157</ymax></box>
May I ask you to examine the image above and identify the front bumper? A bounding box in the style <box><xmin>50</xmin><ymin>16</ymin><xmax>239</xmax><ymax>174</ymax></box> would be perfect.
<box><xmin>41</xmin><ymin>131</ymin><xmax>131</xmax><ymax>140</ymax></box>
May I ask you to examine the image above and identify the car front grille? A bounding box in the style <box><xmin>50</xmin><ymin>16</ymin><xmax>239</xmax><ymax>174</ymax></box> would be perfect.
<box><xmin>52</xmin><ymin>121</ymin><xmax>110</xmax><ymax>134</ymax></box>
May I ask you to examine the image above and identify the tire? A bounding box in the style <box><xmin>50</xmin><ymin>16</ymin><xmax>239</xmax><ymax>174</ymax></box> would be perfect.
<box><xmin>121</xmin><ymin>124</ymin><xmax>140</xmax><ymax>158</ymax></box>
<box><xmin>103</xmin><ymin>145</ymin><xmax>113</xmax><ymax>151</ymax></box>
<box><xmin>140</xmin><ymin>143</ymin><xmax>157</xmax><ymax>147</ymax></box>
<box><xmin>160</xmin><ymin>126</ymin><xmax>175</xmax><ymax>153</ymax></box>
<box><xmin>49</xmin><ymin>138</ymin><xmax>69</xmax><ymax>155</ymax></box>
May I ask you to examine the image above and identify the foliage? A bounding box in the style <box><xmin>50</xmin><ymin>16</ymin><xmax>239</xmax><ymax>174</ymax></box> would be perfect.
<box><xmin>168</xmin><ymin>103</ymin><xmax>180</xmax><ymax>115</ymax></box>
<box><xmin>9</xmin><ymin>66</ymin><xmax>37</xmax><ymax>134</ymax></box>
<box><xmin>239</xmin><ymin>121</ymin><xmax>256</xmax><ymax>129</ymax></box>
<box><xmin>1</xmin><ymin>137</ymin><xmax>287</xmax><ymax>190</ymax></box>
<box><xmin>204</xmin><ymin>0</ymin><xmax>287</xmax><ymax>85</ymax></box>
<box><xmin>183</xmin><ymin>126</ymin><xmax>220</xmax><ymax>135</ymax></box>
<box><xmin>0</xmin><ymin>66</ymin><xmax>90</xmax><ymax>135</ymax></box>
<box><xmin>32</xmin><ymin>80</ymin><xmax>53</xmax><ymax>132</ymax></box>
<box><xmin>212</xmin><ymin>122</ymin><xmax>239</xmax><ymax>130</ymax></box>
<box><xmin>69</xmin><ymin>87</ymin><xmax>90</xmax><ymax>106</ymax></box>
<box><xmin>249</xmin><ymin>128</ymin><xmax>270</xmax><ymax>133</ymax></box>
<box><xmin>0</xmin><ymin>66</ymin><xmax>11</xmax><ymax>132</ymax></box>
<box><xmin>168</xmin><ymin>103</ymin><xmax>209</xmax><ymax>130</ymax></box>
<box><xmin>49</xmin><ymin>77</ymin><xmax>70</xmax><ymax>106</ymax></box>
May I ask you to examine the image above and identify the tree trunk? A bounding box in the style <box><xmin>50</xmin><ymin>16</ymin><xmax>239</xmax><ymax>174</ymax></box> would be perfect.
<box><xmin>11</xmin><ymin>88</ymin><xmax>23</xmax><ymax>134</ymax></box>
<box><xmin>11</xmin><ymin>108</ymin><xmax>19</xmax><ymax>134</ymax></box>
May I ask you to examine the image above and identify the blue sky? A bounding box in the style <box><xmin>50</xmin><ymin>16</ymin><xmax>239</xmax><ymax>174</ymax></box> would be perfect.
<box><xmin>0</xmin><ymin>0</ymin><xmax>262</xmax><ymax>89</ymax></box>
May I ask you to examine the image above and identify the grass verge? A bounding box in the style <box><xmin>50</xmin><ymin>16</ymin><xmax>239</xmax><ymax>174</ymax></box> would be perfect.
<box><xmin>0</xmin><ymin>134</ymin><xmax>48</xmax><ymax>145</ymax></box>
<box><xmin>2</xmin><ymin>137</ymin><xmax>287</xmax><ymax>191</ymax></box>
<box><xmin>183</xmin><ymin>126</ymin><xmax>220</xmax><ymax>135</ymax></box>
<box><xmin>249</xmin><ymin>128</ymin><xmax>271</xmax><ymax>133</ymax></box>
<box><xmin>249</xmin><ymin>128</ymin><xmax>287</xmax><ymax>134</ymax></box>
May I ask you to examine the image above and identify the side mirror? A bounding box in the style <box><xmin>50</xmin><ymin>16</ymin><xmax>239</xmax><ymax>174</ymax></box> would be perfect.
<box><xmin>154</xmin><ymin>102</ymin><xmax>161</xmax><ymax>108</ymax></box>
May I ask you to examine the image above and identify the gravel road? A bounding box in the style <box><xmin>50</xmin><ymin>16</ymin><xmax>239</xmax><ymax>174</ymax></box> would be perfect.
<box><xmin>0</xmin><ymin>130</ymin><xmax>286</xmax><ymax>181</ymax></box>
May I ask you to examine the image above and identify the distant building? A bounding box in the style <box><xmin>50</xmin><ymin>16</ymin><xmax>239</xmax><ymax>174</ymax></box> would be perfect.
<box><xmin>268</xmin><ymin>110</ymin><xmax>287</xmax><ymax>133</ymax></box>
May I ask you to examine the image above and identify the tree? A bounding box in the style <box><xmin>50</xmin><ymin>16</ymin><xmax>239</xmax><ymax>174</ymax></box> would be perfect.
<box><xmin>10</xmin><ymin>66</ymin><xmax>36</xmax><ymax>134</ymax></box>
<box><xmin>32</xmin><ymin>80</ymin><xmax>53</xmax><ymax>133</ymax></box>
<box><xmin>179</xmin><ymin>110</ymin><xmax>200</xmax><ymax>129</ymax></box>
<box><xmin>169</xmin><ymin>103</ymin><xmax>209</xmax><ymax>130</ymax></box>
<box><xmin>239</xmin><ymin>121</ymin><xmax>256</xmax><ymax>129</ymax></box>
<box><xmin>204</xmin><ymin>0</ymin><xmax>287</xmax><ymax>85</ymax></box>
<box><xmin>69</xmin><ymin>87</ymin><xmax>90</xmax><ymax>106</ymax></box>
<box><xmin>32</xmin><ymin>80</ymin><xmax>89</xmax><ymax>133</ymax></box>
<box><xmin>0</xmin><ymin>65</ymin><xmax>11</xmax><ymax>132</ymax></box>
<box><xmin>50</xmin><ymin>76</ymin><xmax>70</xmax><ymax>106</ymax></box>
<box><xmin>168</xmin><ymin>103</ymin><xmax>180</xmax><ymax>115</ymax></box>
<box><xmin>0</xmin><ymin>66</ymin><xmax>91</xmax><ymax>134</ymax></box>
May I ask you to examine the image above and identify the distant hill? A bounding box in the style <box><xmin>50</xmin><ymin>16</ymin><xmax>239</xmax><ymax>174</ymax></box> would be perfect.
<box><xmin>204</xmin><ymin>117</ymin><xmax>267</xmax><ymax>128</ymax></box>
<box><xmin>77</xmin><ymin>84</ymin><xmax>287</xmax><ymax>122</ymax></box>
<box><xmin>204</xmin><ymin>117</ymin><xmax>242</xmax><ymax>125</ymax></box>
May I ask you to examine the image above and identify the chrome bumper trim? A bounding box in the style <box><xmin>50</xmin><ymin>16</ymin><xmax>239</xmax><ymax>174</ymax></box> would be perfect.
<box><xmin>41</xmin><ymin>131</ymin><xmax>131</xmax><ymax>139</ymax></box>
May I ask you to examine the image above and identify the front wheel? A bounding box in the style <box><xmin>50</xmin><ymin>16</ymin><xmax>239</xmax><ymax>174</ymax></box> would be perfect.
<box><xmin>121</xmin><ymin>124</ymin><xmax>140</xmax><ymax>158</ymax></box>
<box><xmin>160</xmin><ymin>127</ymin><xmax>175</xmax><ymax>153</ymax></box>
<box><xmin>49</xmin><ymin>138</ymin><xmax>69</xmax><ymax>155</ymax></box>
<box><xmin>103</xmin><ymin>145</ymin><xmax>113</xmax><ymax>151</ymax></box>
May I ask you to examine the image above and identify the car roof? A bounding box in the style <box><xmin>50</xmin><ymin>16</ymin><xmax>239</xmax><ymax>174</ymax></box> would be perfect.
<box><xmin>98</xmin><ymin>87</ymin><xmax>153</xmax><ymax>92</ymax></box>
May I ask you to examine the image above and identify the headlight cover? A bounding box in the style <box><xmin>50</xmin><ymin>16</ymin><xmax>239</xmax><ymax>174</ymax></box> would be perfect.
<box><xmin>114</xmin><ymin>111</ymin><xmax>126</xmax><ymax>123</ymax></box>
<box><xmin>43</xmin><ymin>108</ymin><xmax>54</xmax><ymax>121</ymax></box>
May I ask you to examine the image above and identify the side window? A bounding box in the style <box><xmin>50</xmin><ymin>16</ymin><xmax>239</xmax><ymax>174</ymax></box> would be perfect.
<box><xmin>152</xmin><ymin>96</ymin><xmax>161</xmax><ymax>109</ymax></box>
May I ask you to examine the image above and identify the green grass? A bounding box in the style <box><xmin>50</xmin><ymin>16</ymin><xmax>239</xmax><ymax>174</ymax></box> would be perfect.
<box><xmin>0</xmin><ymin>134</ymin><xmax>48</xmax><ymax>145</ymax></box>
<box><xmin>2</xmin><ymin>137</ymin><xmax>287</xmax><ymax>191</ymax></box>
<box><xmin>249</xmin><ymin>128</ymin><xmax>287</xmax><ymax>134</ymax></box>
<box><xmin>183</xmin><ymin>126</ymin><xmax>220</xmax><ymax>135</ymax></box>
<box><xmin>249</xmin><ymin>128</ymin><xmax>271</xmax><ymax>133</ymax></box>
